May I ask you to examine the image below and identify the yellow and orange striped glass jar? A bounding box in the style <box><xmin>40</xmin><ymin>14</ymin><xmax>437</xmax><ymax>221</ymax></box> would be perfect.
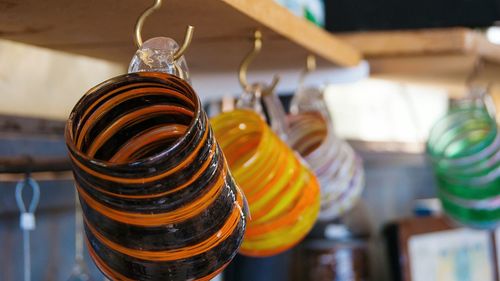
<box><xmin>65</xmin><ymin>72</ymin><xmax>247</xmax><ymax>280</ymax></box>
<box><xmin>211</xmin><ymin>109</ymin><xmax>320</xmax><ymax>257</ymax></box>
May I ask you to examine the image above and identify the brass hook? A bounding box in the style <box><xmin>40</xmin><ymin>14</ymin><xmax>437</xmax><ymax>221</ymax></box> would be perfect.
<box><xmin>298</xmin><ymin>54</ymin><xmax>317</xmax><ymax>91</ymax></box>
<box><xmin>134</xmin><ymin>0</ymin><xmax>194</xmax><ymax>60</ymax></box>
<box><xmin>238</xmin><ymin>30</ymin><xmax>280</xmax><ymax>94</ymax></box>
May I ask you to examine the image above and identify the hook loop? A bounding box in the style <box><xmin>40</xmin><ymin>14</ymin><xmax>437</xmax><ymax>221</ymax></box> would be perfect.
<box><xmin>15</xmin><ymin>176</ymin><xmax>40</xmax><ymax>214</ymax></box>
<box><xmin>174</xmin><ymin>25</ymin><xmax>195</xmax><ymax>61</ymax></box>
<box><xmin>134</xmin><ymin>0</ymin><xmax>194</xmax><ymax>60</ymax></box>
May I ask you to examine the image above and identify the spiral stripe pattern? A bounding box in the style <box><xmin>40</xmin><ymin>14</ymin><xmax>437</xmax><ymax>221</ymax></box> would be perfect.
<box><xmin>65</xmin><ymin>72</ymin><xmax>247</xmax><ymax>280</ymax></box>
<box><xmin>287</xmin><ymin>112</ymin><xmax>365</xmax><ymax>221</ymax></box>
<box><xmin>211</xmin><ymin>109</ymin><xmax>320</xmax><ymax>257</ymax></box>
<box><xmin>427</xmin><ymin>107</ymin><xmax>500</xmax><ymax>229</ymax></box>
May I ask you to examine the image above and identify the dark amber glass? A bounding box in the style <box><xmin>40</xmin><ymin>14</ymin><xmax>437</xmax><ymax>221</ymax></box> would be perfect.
<box><xmin>65</xmin><ymin>72</ymin><xmax>247</xmax><ymax>281</ymax></box>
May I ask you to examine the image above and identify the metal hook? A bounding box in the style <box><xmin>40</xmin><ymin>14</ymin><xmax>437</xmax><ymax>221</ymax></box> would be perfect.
<box><xmin>298</xmin><ymin>55</ymin><xmax>317</xmax><ymax>91</ymax></box>
<box><xmin>134</xmin><ymin>0</ymin><xmax>194</xmax><ymax>60</ymax></box>
<box><xmin>238</xmin><ymin>30</ymin><xmax>280</xmax><ymax>94</ymax></box>
<box><xmin>15</xmin><ymin>175</ymin><xmax>40</xmax><ymax>214</ymax></box>
<box><xmin>15</xmin><ymin>174</ymin><xmax>40</xmax><ymax>281</ymax></box>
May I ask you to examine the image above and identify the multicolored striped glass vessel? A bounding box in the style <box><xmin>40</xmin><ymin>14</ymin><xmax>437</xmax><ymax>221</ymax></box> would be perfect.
<box><xmin>427</xmin><ymin>104</ymin><xmax>500</xmax><ymax>229</ymax></box>
<box><xmin>287</xmin><ymin>113</ymin><xmax>364</xmax><ymax>221</ymax></box>
<box><xmin>211</xmin><ymin>109</ymin><xmax>320</xmax><ymax>257</ymax></box>
<box><xmin>65</xmin><ymin>72</ymin><xmax>247</xmax><ymax>280</ymax></box>
<box><xmin>287</xmin><ymin>87</ymin><xmax>365</xmax><ymax>221</ymax></box>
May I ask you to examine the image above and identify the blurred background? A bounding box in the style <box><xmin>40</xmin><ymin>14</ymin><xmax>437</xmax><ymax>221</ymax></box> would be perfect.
<box><xmin>1</xmin><ymin>0</ymin><xmax>500</xmax><ymax>280</ymax></box>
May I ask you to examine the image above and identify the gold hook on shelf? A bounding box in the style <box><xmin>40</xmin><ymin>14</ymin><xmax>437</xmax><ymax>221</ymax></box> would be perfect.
<box><xmin>134</xmin><ymin>0</ymin><xmax>194</xmax><ymax>60</ymax></box>
<box><xmin>238</xmin><ymin>30</ymin><xmax>280</xmax><ymax>94</ymax></box>
<box><xmin>298</xmin><ymin>54</ymin><xmax>317</xmax><ymax>91</ymax></box>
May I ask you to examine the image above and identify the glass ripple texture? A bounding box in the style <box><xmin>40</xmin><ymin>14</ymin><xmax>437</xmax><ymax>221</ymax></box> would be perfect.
<box><xmin>211</xmin><ymin>109</ymin><xmax>320</xmax><ymax>257</ymax></box>
<box><xmin>287</xmin><ymin>87</ymin><xmax>365</xmax><ymax>221</ymax></box>
<box><xmin>65</xmin><ymin>72</ymin><xmax>247</xmax><ymax>281</ymax></box>
<box><xmin>427</xmin><ymin>106</ymin><xmax>499</xmax><ymax>229</ymax></box>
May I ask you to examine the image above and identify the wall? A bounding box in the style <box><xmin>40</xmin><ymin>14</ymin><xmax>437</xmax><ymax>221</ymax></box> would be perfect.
<box><xmin>0</xmin><ymin>39</ymin><xmax>124</xmax><ymax>120</ymax></box>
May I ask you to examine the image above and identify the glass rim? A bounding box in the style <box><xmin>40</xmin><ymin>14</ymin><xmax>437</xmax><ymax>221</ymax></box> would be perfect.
<box><xmin>427</xmin><ymin>108</ymin><xmax>498</xmax><ymax>161</ymax></box>
<box><xmin>211</xmin><ymin>109</ymin><xmax>271</xmax><ymax>163</ymax></box>
<box><xmin>65</xmin><ymin>72</ymin><xmax>201</xmax><ymax>169</ymax></box>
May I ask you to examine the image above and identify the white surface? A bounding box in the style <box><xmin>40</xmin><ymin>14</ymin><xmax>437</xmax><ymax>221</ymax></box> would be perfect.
<box><xmin>0</xmin><ymin>39</ymin><xmax>123</xmax><ymax>119</ymax></box>
<box><xmin>408</xmin><ymin>228</ymin><xmax>495</xmax><ymax>281</ymax></box>
<box><xmin>324</xmin><ymin>78</ymin><xmax>449</xmax><ymax>143</ymax></box>
<box><xmin>486</xmin><ymin>27</ymin><xmax>500</xmax><ymax>45</ymax></box>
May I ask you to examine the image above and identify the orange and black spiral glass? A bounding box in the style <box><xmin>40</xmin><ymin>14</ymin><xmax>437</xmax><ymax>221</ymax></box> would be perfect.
<box><xmin>65</xmin><ymin>72</ymin><xmax>247</xmax><ymax>281</ymax></box>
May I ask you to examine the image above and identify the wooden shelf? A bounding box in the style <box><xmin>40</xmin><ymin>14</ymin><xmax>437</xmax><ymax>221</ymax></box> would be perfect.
<box><xmin>337</xmin><ymin>27</ymin><xmax>500</xmax><ymax>64</ymax></box>
<box><xmin>0</xmin><ymin>0</ymin><xmax>361</xmax><ymax>72</ymax></box>
<box><xmin>334</xmin><ymin>28</ymin><xmax>500</xmax><ymax>99</ymax></box>
<box><xmin>338</xmin><ymin>28</ymin><xmax>471</xmax><ymax>57</ymax></box>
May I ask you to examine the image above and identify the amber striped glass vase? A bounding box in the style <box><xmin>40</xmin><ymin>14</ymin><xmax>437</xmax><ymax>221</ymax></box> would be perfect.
<box><xmin>211</xmin><ymin>109</ymin><xmax>320</xmax><ymax>257</ymax></box>
<box><xmin>65</xmin><ymin>72</ymin><xmax>247</xmax><ymax>281</ymax></box>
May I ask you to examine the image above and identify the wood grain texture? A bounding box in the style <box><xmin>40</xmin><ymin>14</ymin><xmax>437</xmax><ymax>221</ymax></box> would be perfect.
<box><xmin>339</xmin><ymin>27</ymin><xmax>500</xmax><ymax>64</ymax></box>
<box><xmin>369</xmin><ymin>55</ymin><xmax>500</xmax><ymax>99</ymax></box>
<box><xmin>0</xmin><ymin>0</ymin><xmax>361</xmax><ymax>72</ymax></box>
<box><xmin>338</xmin><ymin>28</ymin><xmax>471</xmax><ymax>57</ymax></box>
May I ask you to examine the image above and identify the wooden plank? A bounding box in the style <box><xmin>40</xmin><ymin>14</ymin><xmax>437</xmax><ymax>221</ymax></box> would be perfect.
<box><xmin>369</xmin><ymin>54</ymin><xmax>476</xmax><ymax>77</ymax></box>
<box><xmin>338</xmin><ymin>28</ymin><xmax>471</xmax><ymax>57</ymax></box>
<box><xmin>369</xmin><ymin>54</ymin><xmax>500</xmax><ymax>99</ymax></box>
<box><xmin>368</xmin><ymin>54</ymin><xmax>475</xmax><ymax>98</ymax></box>
<box><xmin>222</xmin><ymin>0</ymin><xmax>361</xmax><ymax>67</ymax></box>
<box><xmin>338</xmin><ymin>27</ymin><xmax>500</xmax><ymax>64</ymax></box>
<box><xmin>0</xmin><ymin>0</ymin><xmax>361</xmax><ymax>72</ymax></box>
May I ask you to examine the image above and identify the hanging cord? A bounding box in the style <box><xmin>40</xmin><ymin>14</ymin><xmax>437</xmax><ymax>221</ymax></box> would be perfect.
<box><xmin>15</xmin><ymin>174</ymin><xmax>40</xmax><ymax>281</ymax></box>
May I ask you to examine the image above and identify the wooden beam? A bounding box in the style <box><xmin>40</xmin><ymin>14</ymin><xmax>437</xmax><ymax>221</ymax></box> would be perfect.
<box><xmin>222</xmin><ymin>0</ymin><xmax>361</xmax><ymax>67</ymax></box>
<box><xmin>339</xmin><ymin>27</ymin><xmax>500</xmax><ymax>64</ymax></box>
<box><xmin>370</xmin><ymin>54</ymin><xmax>500</xmax><ymax>112</ymax></box>
<box><xmin>0</xmin><ymin>0</ymin><xmax>361</xmax><ymax>72</ymax></box>
<box><xmin>338</xmin><ymin>28</ymin><xmax>471</xmax><ymax>57</ymax></box>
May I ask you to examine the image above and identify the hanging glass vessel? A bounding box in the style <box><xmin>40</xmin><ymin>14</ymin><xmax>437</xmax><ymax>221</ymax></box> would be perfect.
<box><xmin>66</xmin><ymin>14</ymin><xmax>248</xmax><ymax>278</ymax></box>
<box><xmin>427</xmin><ymin>88</ymin><xmax>499</xmax><ymax>229</ymax></box>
